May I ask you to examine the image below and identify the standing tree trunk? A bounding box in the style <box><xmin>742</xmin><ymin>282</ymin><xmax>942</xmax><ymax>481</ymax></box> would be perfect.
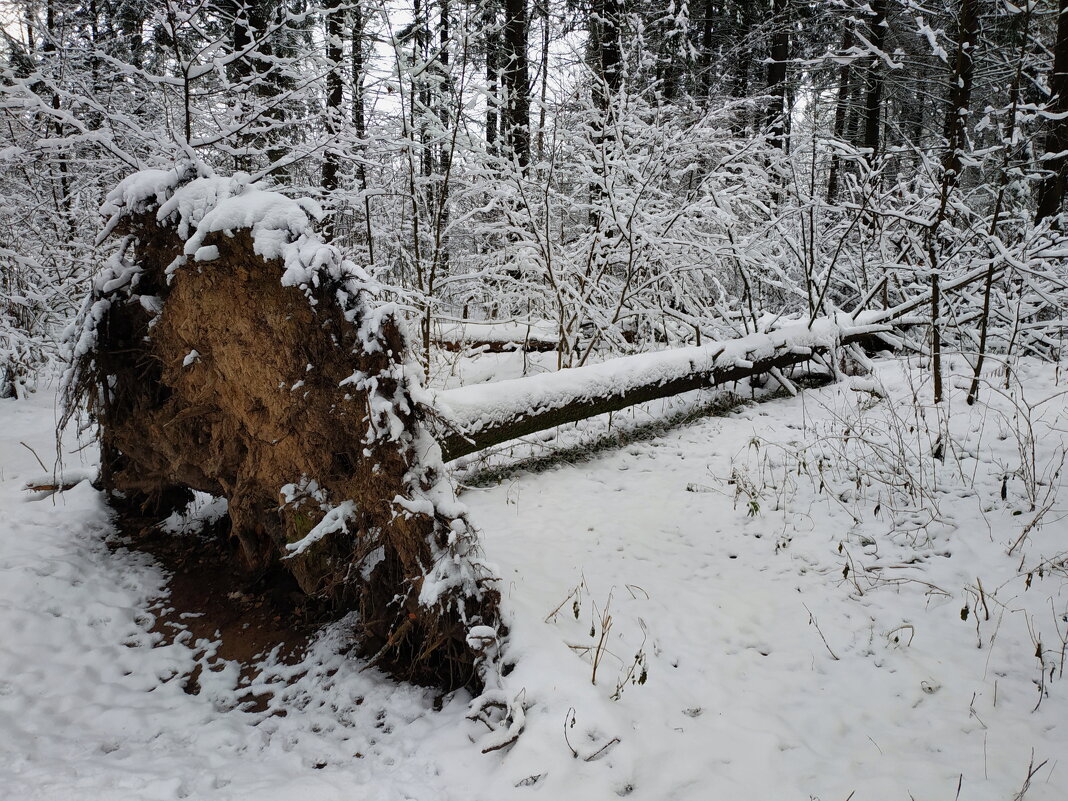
<box><xmin>225</xmin><ymin>0</ymin><xmax>291</xmax><ymax>177</ymax></box>
<box><xmin>827</xmin><ymin>23</ymin><xmax>855</xmax><ymax>202</ymax></box>
<box><xmin>931</xmin><ymin>273</ymin><xmax>943</xmax><ymax>403</ymax></box>
<box><xmin>502</xmin><ymin>0</ymin><xmax>529</xmax><ymax>168</ymax></box>
<box><xmin>862</xmin><ymin>0</ymin><xmax>887</xmax><ymax>166</ymax></box>
<box><xmin>766</xmin><ymin>0</ymin><xmax>790</xmax><ymax>152</ymax></box>
<box><xmin>535</xmin><ymin>0</ymin><xmax>551</xmax><ymax>159</ymax></box>
<box><xmin>484</xmin><ymin>0</ymin><xmax>500</xmax><ymax>152</ymax></box>
<box><xmin>594</xmin><ymin>0</ymin><xmax>623</xmax><ymax>102</ymax></box>
<box><xmin>698</xmin><ymin>0</ymin><xmax>715</xmax><ymax>103</ymax></box>
<box><xmin>350</xmin><ymin>2</ymin><xmax>374</xmax><ymax>263</ymax></box>
<box><xmin>1036</xmin><ymin>0</ymin><xmax>1068</xmax><ymax>223</ymax></box>
<box><xmin>587</xmin><ymin>0</ymin><xmax>623</xmax><ymax>225</ymax></box>
<box><xmin>322</xmin><ymin>0</ymin><xmax>344</xmax><ymax>240</ymax></box>
<box><xmin>42</xmin><ymin>0</ymin><xmax>75</xmax><ymax>241</ymax></box>
<box><xmin>940</xmin><ymin>0</ymin><xmax>978</xmax><ymax>189</ymax></box>
<box><xmin>928</xmin><ymin>0</ymin><xmax>978</xmax><ymax>403</ymax></box>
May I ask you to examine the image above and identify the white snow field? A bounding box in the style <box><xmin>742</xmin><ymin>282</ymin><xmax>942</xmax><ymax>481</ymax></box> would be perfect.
<box><xmin>2</xmin><ymin>355</ymin><xmax>1067</xmax><ymax>801</ymax></box>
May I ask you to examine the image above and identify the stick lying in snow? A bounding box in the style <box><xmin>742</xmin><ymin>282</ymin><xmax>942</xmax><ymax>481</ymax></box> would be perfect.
<box><xmin>433</xmin><ymin>320</ymin><xmax>559</xmax><ymax>353</ymax></box>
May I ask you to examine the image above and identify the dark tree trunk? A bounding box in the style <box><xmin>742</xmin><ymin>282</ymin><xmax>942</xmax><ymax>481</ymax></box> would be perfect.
<box><xmin>438</xmin><ymin>325</ymin><xmax>895</xmax><ymax>462</ymax></box>
<box><xmin>535</xmin><ymin>0</ymin><xmax>550</xmax><ymax>158</ymax></box>
<box><xmin>226</xmin><ymin>0</ymin><xmax>289</xmax><ymax>177</ymax></box>
<box><xmin>766</xmin><ymin>0</ymin><xmax>790</xmax><ymax>151</ymax></box>
<box><xmin>698</xmin><ymin>0</ymin><xmax>715</xmax><ymax>102</ymax></box>
<box><xmin>43</xmin><ymin>0</ymin><xmax>74</xmax><ymax>238</ymax></box>
<box><xmin>596</xmin><ymin>0</ymin><xmax>623</xmax><ymax>100</ymax></box>
<box><xmin>862</xmin><ymin>0</ymin><xmax>887</xmax><ymax>165</ymax></box>
<box><xmin>484</xmin><ymin>0</ymin><xmax>500</xmax><ymax>152</ymax></box>
<box><xmin>322</xmin><ymin>0</ymin><xmax>344</xmax><ymax>239</ymax></box>
<box><xmin>827</xmin><ymin>23</ymin><xmax>855</xmax><ymax>202</ymax></box>
<box><xmin>587</xmin><ymin>0</ymin><xmax>623</xmax><ymax>224</ymax></box>
<box><xmin>928</xmin><ymin>0</ymin><xmax>977</xmax><ymax>404</ymax></box>
<box><xmin>351</xmin><ymin>2</ymin><xmax>374</xmax><ymax>263</ymax></box>
<box><xmin>1036</xmin><ymin>0</ymin><xmax>1068</xmax><ymax>223</ymax></box>
<box><xmin>941</xmin><ymin>0</ymin><xmax>978</xmax><ymax>186</ymax></box>
<box><xmin>502</xmin><ymin>0</ymin><xmax>529</xmax><ymax>168</ymax></box>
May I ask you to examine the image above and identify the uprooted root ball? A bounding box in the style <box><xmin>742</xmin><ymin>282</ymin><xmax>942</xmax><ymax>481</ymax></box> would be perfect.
<box><xmin>64</xmin><ymin>170</ymin><xmax>503</xmax><ymax>692</ymax></box>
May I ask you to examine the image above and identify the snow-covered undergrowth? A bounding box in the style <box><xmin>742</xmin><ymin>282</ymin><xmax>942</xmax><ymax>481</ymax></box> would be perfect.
<box><xmin>2</xmin><ymin>354</ymin><xmax>1067</xmax><ymax>800</ymax></box>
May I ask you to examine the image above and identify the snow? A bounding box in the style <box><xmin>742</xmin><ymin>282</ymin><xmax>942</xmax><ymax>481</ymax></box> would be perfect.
<box><xmin>157</xmin><ymin>175</ymin><xmax>250</xmax><ymax>240</ymax></box>
<box><xmin>915</xmin><ymin>17</ymin><xmax>950</xmax><ymax>63</ymax></box>
<box><xmin>6</xmin><ymin>354</ymin><xmax>1068</xmax><ymax>799</ymax></box>
<box><xmin>97</xmin><ymin>167</ymin><xmax>373</xmax><ymax>296</ymax></box>
<box><xmin>180</xmin><ymin>187</ymin><xmax>337</xmax><ymax>288</ymax></box>
<box><xmin>161</xmin><ymin>491</ymin><xmax>227</xmax><ymax>535</ymax></box>
<box><xmin>159</xmin><ymin>178</ymin><xmax>354</xmax><ymax>292</ymax></box>
<box><xmin>285</xmin><ymin>500</ymin><xmax>357</xmax><ymax>557</ymax></box>
<box><xmin>98</xmin><ymin>165</ymin><xmax>194</xmax><ymax>239</ymax></box>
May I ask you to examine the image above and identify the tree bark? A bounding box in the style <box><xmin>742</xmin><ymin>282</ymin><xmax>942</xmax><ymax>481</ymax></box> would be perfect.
<box><xmin>1036</xmin><ymin>0</ymin><xmax>1068</xmax><ymax>223</ymax></box>
<box><xmin>827</xmin><ymin>23</ymin><xmax>855</xmax><ymax>202</ymax></box>
<box><xmin>766</xmin><ymin>0</ymin><xmax>790</xmax><ymax>151</ymax></box>
<box><xmin>484</xmin><ymin>0</ymin><xmax>500</xmax><ymax>152</ymax></box>
<box><xmin>502</xmin><ymin>0</ymin><xmax>529</xmax><ymax>168</ymax></box>
<box><xmin>437</xmin><ymin>263</ymin><xmax>1008</xmax><ymax>461</ymax></box>
<box><xmin>862</xmin><ymin>0</ymin><xmax>887</xmax><ymax>165</ymax></box>
<box><xmin>593</xmin><ymin>0</ymin><xmax>623</xmax><ymax>101</ymax></box>
<box><xmin>322</xmin><ymin>0</ymin><xmax>344</xmax><ymax>239</ymax></box>
<box><xmin>438</xmin><ymin>327</ymin><xmax>885</xmax><ymax>461</ymax></box>
<box><xmin>941</xmin><ymin>0</ymin><xmax>978</xmax><ymax>187</ymax></box>
<box><xmin>350</xmin><ymin>2</ymin><xmax>374</xmax><ymax>263</ymax></box>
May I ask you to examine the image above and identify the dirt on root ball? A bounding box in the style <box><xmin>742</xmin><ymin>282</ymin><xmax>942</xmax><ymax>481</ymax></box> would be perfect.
<box><xmin>113</xmin><ymin>514</ymin><xmax>328</xmax><ymax>700</ymax></box>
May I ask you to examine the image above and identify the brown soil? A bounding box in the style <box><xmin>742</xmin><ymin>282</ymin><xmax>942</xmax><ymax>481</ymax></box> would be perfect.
<box><xmin>112</xmin><ymin>514</ymin><xmax>326</xmax><ymax>708</ymax></box>
<box><xmin>135</xmin><ymin>524</ymin><xmax>322</xmax><ymax>667</ymax></box>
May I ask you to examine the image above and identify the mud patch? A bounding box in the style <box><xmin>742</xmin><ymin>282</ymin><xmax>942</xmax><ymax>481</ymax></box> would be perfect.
<box><xmin>115</xmin><ymin>516</ymin><xmax>327</xmax><ymax>708</ymax></box>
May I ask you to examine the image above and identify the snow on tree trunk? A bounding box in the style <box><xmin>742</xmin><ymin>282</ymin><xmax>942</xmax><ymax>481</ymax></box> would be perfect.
<box><xmin>63</xmin><ymin>166</ymin><xmax>505</xmax><ymax>693</ymax></box>
<box><xmin>433</xmin><ymin>317</ymin><xmax>893</xmax><ymax>462</ymax></box>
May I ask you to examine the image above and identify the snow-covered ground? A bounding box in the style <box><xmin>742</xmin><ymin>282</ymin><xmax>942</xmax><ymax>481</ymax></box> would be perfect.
<box><xmin>3</xmin><ymin>355</ymin><xmax>1067</xmax><ymax>800</ymax></box>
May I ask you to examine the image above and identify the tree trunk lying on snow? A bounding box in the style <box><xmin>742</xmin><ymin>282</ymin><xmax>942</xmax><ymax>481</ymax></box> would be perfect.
<box><xmin>433</xmin><ymin>319</ymin><xmax>892</xmax><ymax>461</ymax></box>
<box><xmin>63</xmin><ymin>168</ymin><xmax>503</xmax><ymax>692</ymax></box>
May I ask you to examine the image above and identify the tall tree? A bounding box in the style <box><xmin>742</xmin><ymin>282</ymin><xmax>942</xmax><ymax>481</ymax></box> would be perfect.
<box><xmin>322</xmin><ymin>0</ymin><xmax>344</xmax><ymax>239</ymax></box>
<box><xmin>827</xmin><ymin>20</ymin><xmax>856</xmax><ymax>202</ymax></box>
<box><xmin>350</xmin><ymin>0</ymin><xmax>374</xmax><ymax>263</ymax></box>
<box><xmin>1036</xmin><ymin>0</ymin><xmax>1068</xmax><ymax>223</ymax></box>
<box><xmin>502</xmin><ymin>0</ymin><xmax>530</xmax><ymax>167</ymax></box>
<box><xmin>766</xmin><ymin>0</ymin><xmax>790</xmax><ymax>151</ymax></box>
<box><xmin>861</xmin><ymin>0</ymin><xmax>887</xmax><ymax>164</ymax></box>
<box><xmin>484</xmin><ymin>0</ymin><xmax>501</xmax><ymax>152</ymax></box>
<box><xmin>939</xmin><ymin>0</ymin><xmax>978</xmax><ymax>191</ymax></box>
<box><xmin>928</xmin><ymin>0</ymin><xmax>979</xmax><ymax>404</ymax></box>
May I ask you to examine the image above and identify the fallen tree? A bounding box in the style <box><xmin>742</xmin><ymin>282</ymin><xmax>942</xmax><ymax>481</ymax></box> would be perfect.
<box><xmin>433</xmin><ymin>319</ymin><xmax>890</xmax><ymax>461</ymax></box>
<box><xmin>61</xmin><ymin>167</ymin><xmax>1018</xmax><ymax>696</ymax></box>
<box><xmin>63</xmin><ymin>167</ymin><xmax>504</xmax><ymax>693</ymax></box>
<box><xmin>432</xmin><ymin>264</ymin><xmax>1018</xmax><ymax>462</ymax></box>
